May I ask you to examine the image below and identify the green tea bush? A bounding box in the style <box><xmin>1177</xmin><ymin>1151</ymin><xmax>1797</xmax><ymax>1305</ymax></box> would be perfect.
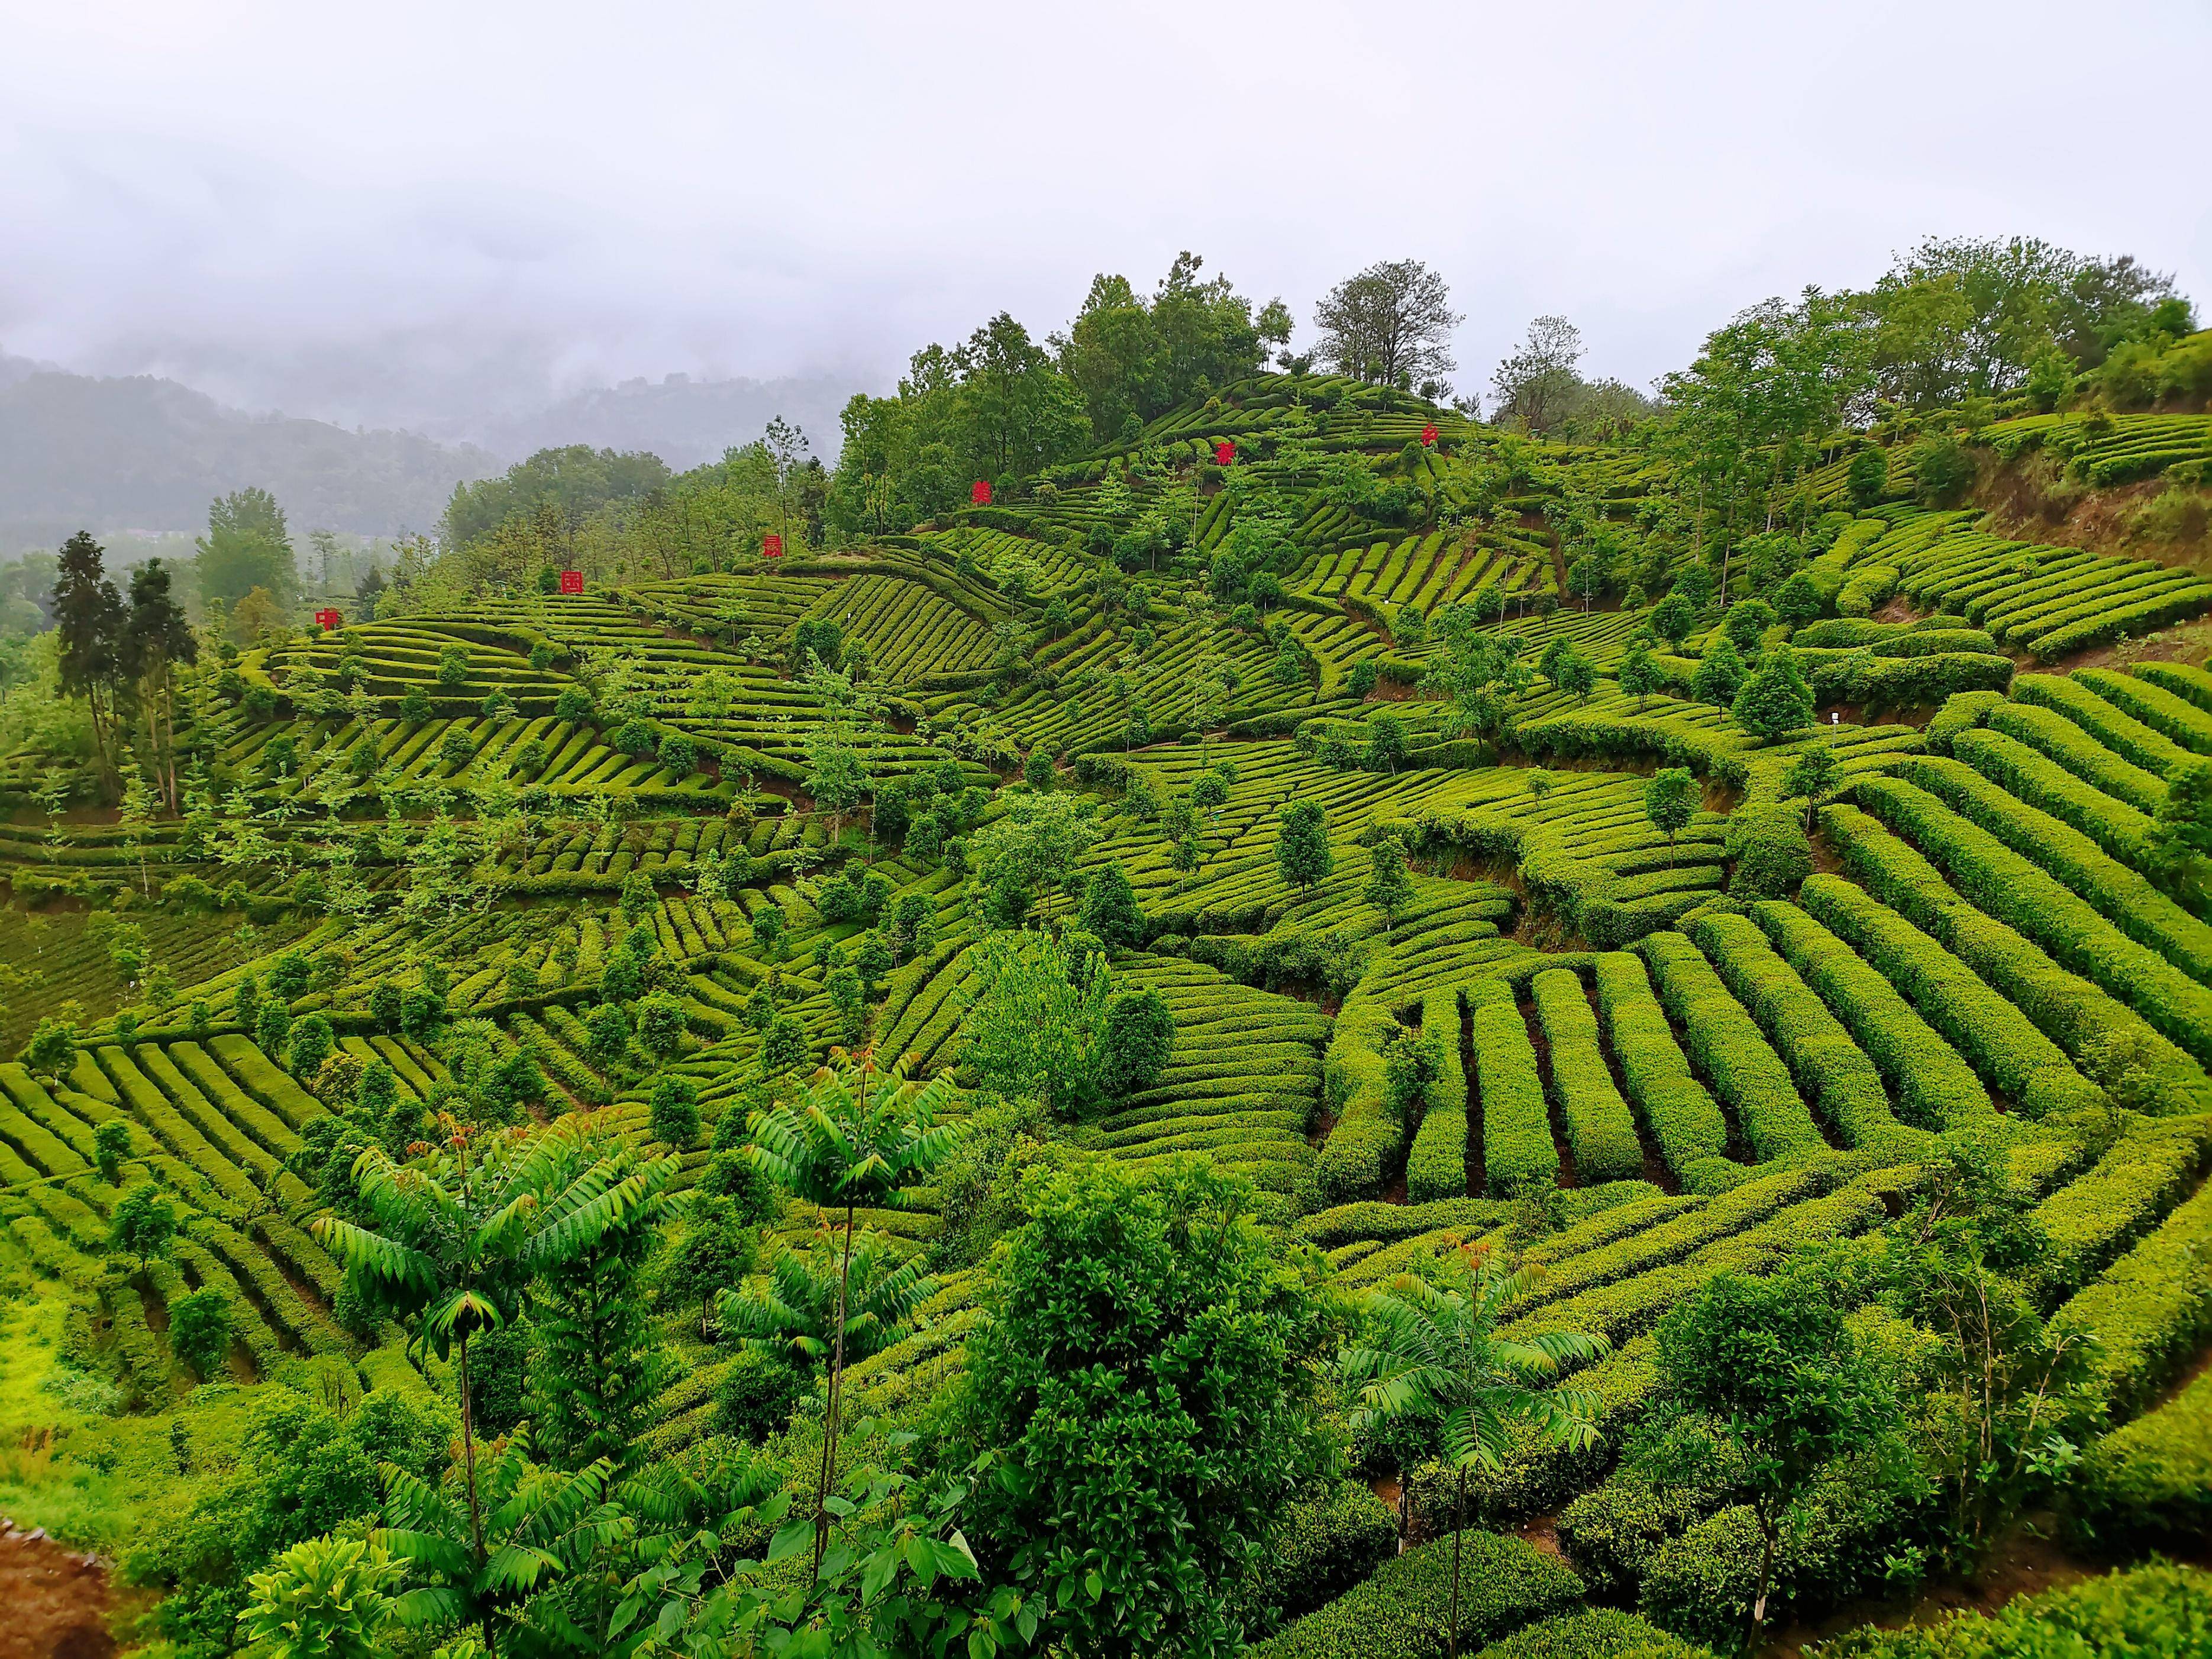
<box><xmin>1467</xmin><ymin>978</ymin><xmax>1556</xmax><ymax>1195</ymax></box>
<box><xmin>1474</xmin><ymin>1610</ymin><xmax>1717</xmax><ymax>1659</ymax></box>
<box><xmin>1254</xmin><ymin>1529</ymin><xmax>1584</xmax><ymax>1659</ymax></box>
<box><xmin>1808</xmin><ymin>1560</ymin><xmax>2212</xmax><ymax>1658</ymax></box>
<box><xmin>1253</xmin><ymin>1479</ymin><xmax>1399</xmax><ymax>1627</ymax></box>
<box><xmin>1591</xmin><ymin>952</ymin><xmax>1732</xmax><ymax>1190</ymax></box>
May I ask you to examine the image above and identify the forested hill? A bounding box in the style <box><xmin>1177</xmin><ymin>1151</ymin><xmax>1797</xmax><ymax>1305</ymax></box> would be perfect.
<box><xmin>0</xmin><ymin>364</ymin><xmax>503</xmax><ymax>545</ymax></box>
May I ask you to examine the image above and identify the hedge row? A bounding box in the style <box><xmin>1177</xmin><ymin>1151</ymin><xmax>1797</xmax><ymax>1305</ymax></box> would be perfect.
<box><xmin>1407</xmin><ymin>986</ymin><xmax>1472</xmax><ymax>1203</ymax></box>
<box><xmin>1894</xmin><ymin>755</ymin><xmax>2212</xmax><ymax>980</ymax></box>
<box><xmin>2052</xmin><ymin>1171</ymin><xmax>2212</xmax><ymax>1416</ymax></box>
<box><xmin>2030</xmin><ymin>1115</ymin><xmax>2210</xmax><ymax>1300</ymax></box>
<box><xmin>2029</xmin><ymin>582</ymin><xmax>2212</xmax><ymax>661</ymax></box>
<box><xmin>2075</xmin><ymin>666</ymin><xmax>2212</xmax><ymax>755</ymax></box>
<box><xmin>1948</xmin><ymin>727</ymin><xmax>2151</xmax><ymax>863</ymax></box>
<box><xmin>1471</xmin><ymin>1610</ymin><xmax>1718</xmax><ymax>1659</ymax></box>
<box><xmin>1685</xmin><ymin>911</ymin><xmax>1912</xmax><ymax>1152</ymax></box>
<box><xmin>1531</xmin><ymin>967</ymin><xmax>1645</xmax><ymax>1184</ymax></box>
<box><xmin>1294</xmin><ymin>1196</ymin><xmax>1512</xmax><ymax>1249</ymax></box>
<box><xmin>1591</xmin><ymin>952</ymin><xmax>1735</xmax><ymax>1191</ymax></box>
<box><xmin>1817</xmin><ymin>807</ymin><xmax>2191</xmax><ymax>1108</ymax></box>
<box><xmin>1922</xmin><ymin>689</ymin><xmax>2005</xmax><ymax>754</ymax></box>
<box><xmin>1805</xmin><ymin>1561</ymin><xmax>2212</xmax><ymax>1658</ymax></box>
<box><xmin>2011</xmin><ymin>672</ymin><xmax>2194</xmax><ymax>776</ymax></box>
<box><xmin>1467</xmin><ymin>978</ymin><xmax>1558</xmax><ymax>1195</ymax></box>
<box><xmin>1802</xmin><ymin>649</ymin><xmax>2014</xmax><ymax>708</ymax></box>
<box><xmin>1749</xmin><ymin>901</ymin><xmax>1994</xmax><ymax>1132</ymax></box>
<box><xmin>1795</xmin><ymin>869</ymin><xmax>2092</xmax><ymax>1117</ymax></box>
<box><xmin>1850</xmin><ymin>774</ymin><xmax>2212</xmax><ymax>1070</ymax></box>
<box><xmin>1633</xmin><ymin>932</ymin><xmax>1823</xmax><ymax>1162</ymax></box>
<box><xmin>1254</xmin><ymin>1529</ymin><xmax>1584</xmax><ymax>1659</ymax></box>
<box><xmin>2073</xmin><ymin>1361</ymin><xmax>2212</xmax><ymax>1555</ymax></box>
<box><xmin>1257</xmin><ymin>1479</ymin><xmax>1400</xmax><ymax>1628</ymax></box>
<box><xmin>1985</xmin><ymin>701</ymin><xmax>2168</xmax><ymax>815</ymax></box>
<box><xmin>2132</xmin><ymin>658</ymin><xmax>2212</xmax><ymax>716</ymax></box>
<box><xmin>1316</xmin><ymin>988</ymin><xmax>1404</xmax><ymax>1206</ymax></box>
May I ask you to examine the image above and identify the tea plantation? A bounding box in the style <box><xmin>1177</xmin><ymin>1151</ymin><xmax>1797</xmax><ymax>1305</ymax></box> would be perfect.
<box><xmin>6</xmin><ymin>299</ymin><xmax>2212</xmax><ymax>1658</ymax></box>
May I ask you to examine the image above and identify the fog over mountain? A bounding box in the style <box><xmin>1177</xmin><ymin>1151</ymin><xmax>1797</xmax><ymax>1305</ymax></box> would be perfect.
<box><xmin>0</xmin><ymin>347</ymin><xmax>870</xmax><ymax>549</ymax></box>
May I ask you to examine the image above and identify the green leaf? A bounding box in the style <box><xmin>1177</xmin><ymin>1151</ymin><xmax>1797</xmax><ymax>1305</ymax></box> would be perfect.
<box><xmin>767</xmin><ymin>1519</ymin><xmax>813</xmax><ymax>1563</ymax></box>
<box><xmin>1084</xmin><ymin>1569</ymin><xmax>1103</xmax><ymax>1602</ymax></box>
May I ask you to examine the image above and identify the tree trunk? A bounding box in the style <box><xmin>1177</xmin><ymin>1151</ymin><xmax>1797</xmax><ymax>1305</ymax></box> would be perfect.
<box><xmin>457</xmin><ymin>1328</ymin><xmax>495</xmax><ymax>1659</ymax></box>
<box><xmin>1448</xmin><ymin>1465</ymin><xmax>1467</xmax><ymax>1659</ymax></box>
<box><xmin>813</xmin><ymin>1199</ymin><xmax>860</xmax><ymax>1576</ymax></box>
<box><xmin>1746</xmin><ymin>1514</ymin><xmax>1777</xmax><ymax>1654</ymax></box>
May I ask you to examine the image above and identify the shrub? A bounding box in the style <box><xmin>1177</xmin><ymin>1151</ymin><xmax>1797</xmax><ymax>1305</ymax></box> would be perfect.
<box><xmin>1531</xmin><ymin>968</ymin><xmax>1642</xmax><ymax>1184</ymax></box>
<box><xmin>1406</xmin><ymin>985</ymin><xmax>1472</xmax><ymax>1203</ymax></box>
<box><xmin>2072</xmin><ymin>1362</ymin><xmax>2212</xmax><ymax>1553</ymax></box>
<box><xmin>1467</xmin><ymin>979</ymin><xmax>1556</xmax><ymax>1195</ymax></box>
<box><xmin>1254</xmin><ymin>1479</ymin><xmax>1399</xmax><ymax>1628</ymax></box>
<box><xmin>1807</xmin><ymin>1561</ymin><xmax>2212</xmax><ymax>1658</ymax></box>
<box><xmin>1591</xmin><ymin>953</ymin><xmax>1731</xmax><ymax>1189</ymax></box>
<box><xmin>1474</xmin><ymin>1610</ymin><xmax>1719</xmax><ymax>1659</ymax></box>
<box><xmin>1254</xmin><ymin>1530</ymin><xmax>1584</xmax><ymax>1659</ymax></box>
<box><xmin>1723</xmin><ymin>805</ymin><xmax>1810</xmax><ymax>899</ymax></box>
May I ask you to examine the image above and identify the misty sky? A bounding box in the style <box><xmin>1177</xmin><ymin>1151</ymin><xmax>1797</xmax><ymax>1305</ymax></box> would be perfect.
<box><xmin>5</xmin><ymin>0</ymin><xmax>2208</xmax><ymax>440</ymax></box>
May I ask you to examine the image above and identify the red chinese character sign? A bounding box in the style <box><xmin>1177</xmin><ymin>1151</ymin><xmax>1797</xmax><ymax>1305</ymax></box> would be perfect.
<box><xmin>314</xmin><ymin>608</ymin><xmax>341</xmax><ymax>631</ymax></box>
<box><xmin>762</xmin><ymin>532</ymin><xmax>783</xmax><ymax>559</ymax></box>
<box><xmin>971</xmin><ymin>479</ymin><xmax>992</xmax><ymax>506</ymax></box>
<box><xmin>1420</xmin><ymin>422</ymin><xmax>1439</xmax><ymax>447</ymax></box>
<box><xmin>1215</xmin><ymin>440</ymin><xmax>1235</xmax><ymax>466</ymax></box>
<box><xmin>558</xmin><ymin>569</ymin><xmax>584</xmax><ymax>595</ymax></box>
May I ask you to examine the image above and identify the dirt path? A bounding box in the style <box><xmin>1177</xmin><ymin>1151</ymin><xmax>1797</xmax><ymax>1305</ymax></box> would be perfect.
<box><xmin>0</xmin><ymin>1522</ymin><xmax>117</xmax><ymax>1659</ymax></box>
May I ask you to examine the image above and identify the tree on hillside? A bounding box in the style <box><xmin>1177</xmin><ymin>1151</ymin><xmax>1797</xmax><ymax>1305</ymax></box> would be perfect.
<box><xmin>1732</xmin><ymin>644</ymin><xmax>1816</xmax><ymax>742</ymax></box>
<box><xmin>1365</xmin><ymin>835</ymin><xmax>1415</xmax><ymax>931</ymax></box>
<box><xmin>123</xmin><ymin>558</ymin><xmax>199</xmax><ymax>811</ymax></box>
<box><xmin>1779</xmin><ymin>743</ymin><xmax>1840</xmax><ymax>832</ymax></box>
<box><xmin>528</xmin><ymin>1122</ymin><xmax>677</xmax><ymax>1473</ymax></box>
<box><xmin>441</xmin><ymin>446</ymin><xmax>672</xmax><ymax>547</ymax></box>
<box><xmin>1644</xmin><ymin>767</ymin><xmax>1698</xmax><ymax>866</ymax></box>
<box><xmin>1344</xmin><ymin>1245</ymin><xmax>1610</xmax><ymax>1659</ymax></box>
<box><xmin>1858</xmin><ymin>235</ymin><xmax>2183</xmax><ymax>408</ymax></box>
<box><xmin>964</xmin><ymin>1157</ymin><xmax>1337</xmax><ymax>1659</ymax></box>
<box><xmin>1490</xmin><ymin>315</ymin><xmax>1585</xmax><ymax>434</ymax></box>
<box><xmin>1632</xmin><ymin>1260</ymin><xmax>1900</xmax><ymax>1651</ymax></box>
<box><xmin>961</xmin><ymin>929</ymin><xmax>1115</xmax><ymax>1118</ymax></box>
<box><xmin>1314</xmin><ymin>259</ymin><xmax>1462</xmax><ymax>394</ymax></box>
<box><xmin>1659</xmin><ymin>291</ymin><xmax>1872</xmax><ymax>588</ymax></box>
<box><xmin>196</xmin><ymin>487</ymin><xmax>299</xmax><ymax>611</ymax></box>
<box><xmin>52</xmin><ymin>531</ymin><xmax>127</xmax><ymax>785</ymax></box>
<box><xmin>1054</xmin><ymin>253</ymin><xmax>1285</xmax><ymax>439</ymax></box>
<box><xmin>109</xmin><ymin>1181</ymin><xmax>177</xmax><ymax>1286</ymax></box>
<box><xmin>1278</xmin><ymin>798</ymin><xmax>1334</xmax><ymax>899</ymax></box>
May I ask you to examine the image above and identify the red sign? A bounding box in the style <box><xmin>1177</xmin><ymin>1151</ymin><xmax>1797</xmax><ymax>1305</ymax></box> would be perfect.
<box><xmin>1420</xmin><ymin>422</ymin><xmax>1439</xmax><ymax>447</ymax></box>
<box><xmin>314</xmin><ymin>608</ymin><xmax>341</xmax><ymax>631</ymax></box>
<box><xmin>1215</xmin><ymin>440</ymin><xmax>1235</xmax><ymax>466</ymax></box>
<box><xmin>762</xmin><ymin>532</ymin><xmax>783</xmax><ymax>558</ymax></box>
<box><xmin>971</xmin><ymin>479</ymin><xmax>992</xmax><ymax>506</ymax></box>
<box><xmin>558</xmin><ymin>569</ymin><xmax>584</xmax><ymax>595</ymax></box>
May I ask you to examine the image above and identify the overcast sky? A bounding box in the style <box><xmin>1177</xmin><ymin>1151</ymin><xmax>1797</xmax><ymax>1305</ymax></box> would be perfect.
<box><xmin>4</xmin><ymin>0</ymin><xmax>2208</xmax><ymax>437</ymax></box>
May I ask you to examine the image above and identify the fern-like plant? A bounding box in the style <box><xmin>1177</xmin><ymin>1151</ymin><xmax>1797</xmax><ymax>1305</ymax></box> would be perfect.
<box><xmin>744</xmin><ymin>1052</ymin><xmax>961</xmax><ymax>1572</ymax></box>
<box><xmin>1341</xmin><ymin>1244</ymin><xmax>1610</xmax><ymax>1659</ymax></box>
<box><xmin>313</xmin><ymin>1114</ymin><xmax>676</xmax><ymax>1613</ymax></box>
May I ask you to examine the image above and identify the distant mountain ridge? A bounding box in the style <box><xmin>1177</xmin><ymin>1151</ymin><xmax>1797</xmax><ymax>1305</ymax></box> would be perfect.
<box><xmin>0</xmin><ymin>357</ymin><xmax>503</xmax><ymax>547</ymax></box>
<box><xmin>0</xmin><ymin>353</ymin><xmax>869</xmax><ymax>550</ymax></box>
<box><xmin>479</xmin><ymin>371</ymin><xmax>863</xmax><ymax>473</ymax></box>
